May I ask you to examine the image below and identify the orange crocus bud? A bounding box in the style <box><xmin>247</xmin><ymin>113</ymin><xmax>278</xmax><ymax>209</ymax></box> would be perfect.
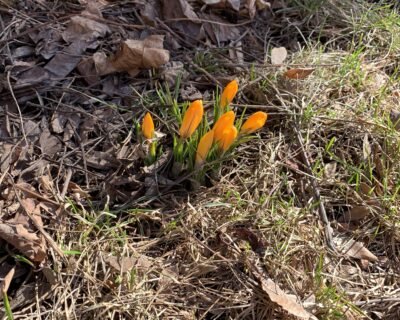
<box><xmin>179</xmin><ymin>100</ymin><xmax>204</xmax><ymax>139</ymax></box>
<box><xmin>240</xmin><ymin>111</ymin><xmax>268</xmax><ymax>134</ymax></box>
<box><xmin>215</xmin><ymin>125</ymin><xmax>237</xmax><ymax>152</ymax></box>
<box><xmin>142</xmin><ymin>112</ymin><xmax>154</xmax><ymax>139</ymax></box>
<box><xmin>213</xmin><ymin>111</ymin><xmax>235</xmax><ymax>141</ymax></box>
<box><xmin>195</xmin><ymin>130</ymin><xmax>214</xmax><ymax>166</ymax></box>
<box><xmin>219</xmin><ymin>79</ymin><xmax>238</xmax><ymax>109</ymax></box>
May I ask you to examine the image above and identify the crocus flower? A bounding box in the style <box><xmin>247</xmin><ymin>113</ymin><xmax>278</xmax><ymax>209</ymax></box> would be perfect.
<box><xmin>240</xmin><ymin>111</ymin><xmax>268</xmax><ymax>134</ymax></box>
<box><xmin>213</xmin><ymin>111</ymin><xmax>235</xmax><ymax>142</ymax></box>
<box><xmin>179</xmin><ymin>100</ymin><xmax>204</xmax><ymax>139</ymax></box>
<box><xmin>142</xmin><ymin>112</ymin><xmax>154</xmax><ymax>139</ymax></box>
<box><xmin>195</xmin><ymin>130</ymin><xmax>214</xmax><ymax>166</ymax></box>
<box><xmin>215</xmin><ymin>125</ymin><xmax>237</xmax><ymax>152</ymax></box>
<box><xmin>219</xmin><ymin>79</ymin><xmax>238</xmax><ymax>109</ymax></box>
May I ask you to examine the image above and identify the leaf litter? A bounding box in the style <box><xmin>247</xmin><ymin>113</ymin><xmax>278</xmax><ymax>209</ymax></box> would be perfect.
<box><xmin>0</xmin><ymin>0</ymin><xmax>399</xmax><ymax>318</ymax></box>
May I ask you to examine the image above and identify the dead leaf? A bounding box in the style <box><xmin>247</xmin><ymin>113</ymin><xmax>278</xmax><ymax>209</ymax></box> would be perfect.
<box><xmin>105</xmin><ymin>254</ymin><xmax>153</xmax><ymax>273</ymax></box>
<box><xmin>40</xmin><ymin>130</ymin><xmax>61</xmax><ymax>157</ymax></box>
<box><xmin>162</xmin><ymin>0</ymin><xmax>203</xmax><ymax>42</ymax></box>
<box><xmin>139</xmin><ymin>0</ymin><xmax>160</xmax><ymax>26</ymax></box>
<box><xmin>94</xmin><ymin>35</ymin><xmax>170</xmax><ymax>76</ymax></box>
<box><xmin>200</xmin><ymin>12</ymin><xmax>240</xmax><ymax>43</ymax></box>
<box><xmin>250</xmin><ymin>263</ymin><xmax>311</xmax><ymax>319</ymax></box>
<box><xmin>0</xmin><ymin>266</ymin><xmax>15</xmax><ymax>299</ymax></box>
<box><xmin>271</xmin><ymin>47</ymin><xmax>287</xmax><ymax>65</ymax></box>
<box><xmin>159</xmin><ymin>61</ymin><xmax>188</xmax><ymax>86</ymax></box>
<box><xmin>284</xmin><ymin>68</ymin><xmax>315</xmax><ymax>79</ymax></box>
<box><xmin>336</xmin><ymin>237</ymin><xmax>378</xmax><ymax>262</ymax></box>
<box><xmin>256</xmin><ymin>0</ymin><xmax>270</xmax><ymax>10</ymax></box>
<box><xmin>68</xmin><ymin>182</ymin><xmax>90</xmax><ymax>200</ymax></box>
<box><xmin>86</xmin><ymin>151</ymin><xmax>120</xmax><ymax>170</ymax></box>
<box><xmin>44</xmin><ymin>40</ymin><xmax>89</xmax><ymax>78</ymax></box>
<box><xmin>323</xmin><ymin>162</ymin><xmax>337</xmax><ymax>180</ymax></box>
<box><xmin>339</xmin><ymin>206</ymin><xmax>370</xmax><ymax>222</ymax></box>
<box><xmin>77</xmin><ymin>56</ymin><xmax>99</xmax><ymax>85</ymax></box>
<box><xmin>0</xmin><ymin>223</ymin><xmax>47</xmax><ymax>262</ymax></box>
<box><xmin>202</xmin><ymin>0</ymin><xmax>241</xmax><ymax>11</ymax></box>
<box><xmin>362</xmin><ymin>134</ymin><xmax>371</xmax><ymax>161</ymax></box>
<box><xmin>246</xmin><ymin>0</ymin><xmax>257</xmax><ymax>19</ymax></box>
<box><xmin>62</xmin><ymin>15</ymin><xmax>110</xmax><ymax>43</ymax></box>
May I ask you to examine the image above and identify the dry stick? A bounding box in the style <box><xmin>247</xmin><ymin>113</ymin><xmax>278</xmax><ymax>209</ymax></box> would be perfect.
<box><xmin>7</xmin><ymin>71</ymin><xmax>28</xmax><ymax>145</ymax></box>
<box><xmin>293</xmin><ymin>125</ymin><xmax>335</xmax><ymax>251</ymax></box>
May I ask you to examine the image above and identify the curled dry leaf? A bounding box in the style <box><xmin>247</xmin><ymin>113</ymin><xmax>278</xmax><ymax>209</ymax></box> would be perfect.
<box><xmin>250</xmin><ymin>263</ymin><xmax>311</xmax><ymax>319</ymax></box>
<box><xmin>284</xmin><ymin>68</ymin><xmax>315</xmax><ymax>79</ymax></box>
<box><xmin>94</xmin><ymin>35</ymin><xmax>170</xmax><ymax>76</ymax></box>
<box><xmin>336</xmin><ymin>236</ymin><xmax>378</xmax><ymax>262</ymax></box>
<box><xmin>271</xmin><ymin>47</ymin><xmax>287</xmax><ymax>65</ymax></box>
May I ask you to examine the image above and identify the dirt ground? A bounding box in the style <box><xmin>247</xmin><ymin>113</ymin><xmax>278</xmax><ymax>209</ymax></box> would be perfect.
<box><xmin>0</xmin><ymin>0</ymin><xmax>400</xmax><ymax>319</ymax></box>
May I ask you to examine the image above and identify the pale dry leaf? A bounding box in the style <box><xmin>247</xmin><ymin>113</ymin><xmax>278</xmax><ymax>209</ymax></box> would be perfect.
<box><xmin>336</xmin><ymin>237</ymin><xmax>378</xmax><ymax>262</ymax></box>
<box><xmin>202</xmin><ymin>0</ymin><xmax>240</xmax><ymax>11</ymax></box>
<box><xmin>256</xmin><ymin>0</ymin><xmax>270</xmax><ymax>9</ymax></box>
<box><xmin>62</xmin><ymin>15</ymin><xmax>110</xmax><ymax>43</ymax></box>
<box><xmin>362</xmin><ymin>134</ymin><xmax>371</xmax><ymax>161</ymax></box>
<box><xmin>0</xmin><ymin>266</ymin><xmax>15</xmax><ymax>298</ymax></box>
<box><xmin>250</xmin><ymin>263</ymin><xmax>311</xmax><ymax>319</ymax></box>
<box><xmin>339</xmin><ymin>206</ymin><xmax>370</xmax><ymax>222</ymax></box>
<box><xmin>246</xmin><ymin>0</ymin><xmax>256</xmax><ymax>19</ymax></box>
<box><xmin>271</xmin><ymin>47</ymin><xmax>287</xmax><ymax>65</ymax></box>
<box><xmin>105</xmin><ymin>254</ymin><xmax>153</xmax><ymax>273</ymax></box>
<box><xmin>95</xmin><ymin>36</ymin><xmax>170</xmax><ymax>76</ymax></box>
<box><xmin>68</xmin><ymin>181</ymin><xmax>90</xmax><ymax>199</ymax></box>
<box><xmin>284</xmin><ymin>68</ymin><xmax>315</xmax><ymax>79</ymax></box>
<box><xmin>323</xmin><ymin>162</ymin><xmax>337</xmax><ymax>180</ymax></box>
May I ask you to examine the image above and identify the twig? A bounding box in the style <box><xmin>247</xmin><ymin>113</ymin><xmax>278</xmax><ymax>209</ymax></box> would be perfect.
<box><xmin>7</xmin><ymin>71</ymin><xmax>27</xmax><ymax>145</ymax></box>
<box><xmin>293</xmin><ymin>124</ymin><xmax>335</xmax><ymax>251</ymax></box>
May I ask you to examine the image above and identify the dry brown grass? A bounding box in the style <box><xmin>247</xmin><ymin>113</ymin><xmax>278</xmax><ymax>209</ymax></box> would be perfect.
<box><xmin>1</xmin><ymin>0</ymin><xmax>400</xmax><ymax>319</ymax></box>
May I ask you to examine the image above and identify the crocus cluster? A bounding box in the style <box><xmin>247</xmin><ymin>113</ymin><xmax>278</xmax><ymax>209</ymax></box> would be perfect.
<box><xmin>195</xmin><ymin>80</ymin><xmax>267</xmax><ymax>167</ymax></box>
<box><xmin>141</xmin><ymin>80</ymin><xmax>268</xmax><ymax>173</ymax></box>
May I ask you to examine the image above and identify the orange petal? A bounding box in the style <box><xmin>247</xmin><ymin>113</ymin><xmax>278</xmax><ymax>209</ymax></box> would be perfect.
<box><xmin>213</xmin><ymin>111</ymin><xmax>235</xmax><ymax>142</ymax></box>
<box><xmin>240</xmin><ymin>111</ymin><xmax>267</xmax><ymax>134</ymax></box>
<box><xmin>219</xmin><ymin>79</ymin><xmax>238</xmax><ymax>109</ymax></box>
<box><xmin>217</xmin><ymin>125</ymin><xmax>238</xmax><ymax>152</ymax></box>
<box><xmin>195</xmin><ymin>130</ymin><xmax>214</xmax><ymax>166</ymax></box>
<box><xmin>142</xmin><ymin>112</ymin><xmax>154</xmax><ymax>139</ymax></box>
<box><xmin>179</xmin><ymin>100</ymin><xmax>204</xmax><ymax>139</ymax></box>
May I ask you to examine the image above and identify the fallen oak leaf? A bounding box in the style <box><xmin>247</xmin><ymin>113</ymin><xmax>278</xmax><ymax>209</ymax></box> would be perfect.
<box><xmin>249</xmin><ymin>262</ymin><xmax>312</xmax><ymax>319</ymax></box>
<box><xmin>284</xmin><ymin>68</ymin><xmax>315</xmax><ymax>79</ymax></box>
<box><xmin>94</xmin><ymin>35</ymin><xmax>170</xmax><ymax>76</ymax></box>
